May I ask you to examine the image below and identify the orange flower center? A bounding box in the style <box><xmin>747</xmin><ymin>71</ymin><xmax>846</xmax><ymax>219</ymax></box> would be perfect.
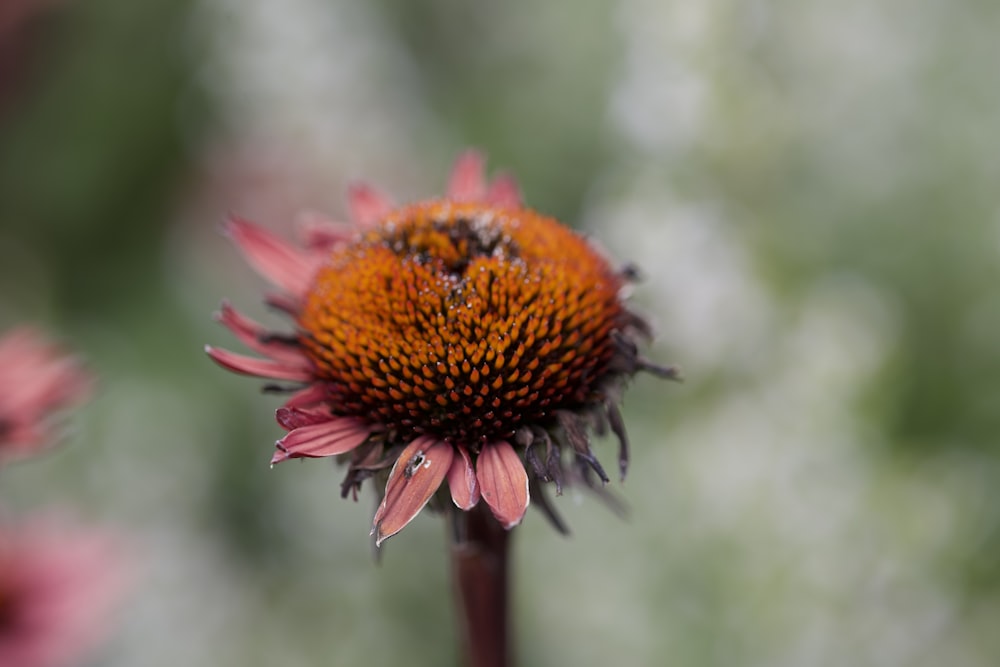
<box><xmin>298</xmin><ymin>201</ymin><xmax>625</xmax><ymax>443</ymax></box>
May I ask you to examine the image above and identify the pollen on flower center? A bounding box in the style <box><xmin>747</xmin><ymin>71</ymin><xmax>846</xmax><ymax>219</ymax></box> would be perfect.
<box><xmin>297</xmin><ymin>200</ymin><xmax>626</xmax><ymax>445</ymax></box>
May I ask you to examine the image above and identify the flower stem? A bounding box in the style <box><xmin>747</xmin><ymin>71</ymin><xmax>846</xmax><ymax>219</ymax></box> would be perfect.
<box><xmin>449</xmin><ymin>503</ymin><xmax>512</xmax><ymax>667</ymax></box>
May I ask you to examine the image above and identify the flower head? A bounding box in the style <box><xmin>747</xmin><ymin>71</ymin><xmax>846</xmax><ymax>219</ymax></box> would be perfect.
<box><xmin>0</xmin><ymin>327</ymin><xmax>93</xmax><ymax>466</ymax></box>
<box><xmin>0</xmin><ymin>518</ymin><xmax>129</xmax><ymax>667</ymax></box>
<box><xmin>208</xmin><ymin>151</ymin><xmax>676</xmax><ymax>545</ymax></box>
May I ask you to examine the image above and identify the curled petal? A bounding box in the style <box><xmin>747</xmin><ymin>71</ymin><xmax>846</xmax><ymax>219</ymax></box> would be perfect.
<box><xmin>373</xmin><ymin>436</ymin><xmax>454</xmax><ymax>546</ymax></box>
<box><xmin>214</xmin><ymin>302</ymin><xmax>307</xmax><ymax>365</ymax></box>
<box><xmin>485</xmin><ymin>173</ymin><xmax>522</xmax><ymax>209</ymax></box>
<box><xmin>224</xmin><ymin>216</ymin><xmax>320</xmax><ymax>297</ymax></box>
<box><xmin>446</xmin><ymin>150</ymin><xmax>487</xmax><ymax>201</ymax></box>
<box><xmin>347</xmin><ymin>183</ymin><xmax>394</xmax><ymax>227</ymax></box>
<box><xmin>271</xmin><ymin>417</ymin><xmax>374</xmax><ymax>465</ymax></box>
<box><xmin>205</xmin><ymin>345</ymin><xmax>312</xmax><ymax>382</ymax></box>
<box><xmin>447</xmin><ymin>445</ymin><xmax>480</xmax><ymax>510</ymax></box>
<box><xmin>477</xmin><ymin>440</ymin><xmax>530</xmax><ymax>529</ymax></box>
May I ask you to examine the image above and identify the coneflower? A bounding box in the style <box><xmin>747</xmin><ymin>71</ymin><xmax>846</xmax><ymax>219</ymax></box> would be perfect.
<box><xmin>208</xmin><ymin>151</ymin><xmax>675</xmax><ymax>666</ymax></box>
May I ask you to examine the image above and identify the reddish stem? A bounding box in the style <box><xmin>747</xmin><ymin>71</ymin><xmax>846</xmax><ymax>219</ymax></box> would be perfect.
<box><xmin>449</xmin><ymin>503</ymin><xmax>512</xmax><ymax>667</ymax></box>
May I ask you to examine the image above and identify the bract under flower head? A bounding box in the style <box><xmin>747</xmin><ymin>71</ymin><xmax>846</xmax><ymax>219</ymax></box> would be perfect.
<box><xmin>208</xmin><ymin>150</ymin><xmax>676</xmax><ymax>546</ymax></box>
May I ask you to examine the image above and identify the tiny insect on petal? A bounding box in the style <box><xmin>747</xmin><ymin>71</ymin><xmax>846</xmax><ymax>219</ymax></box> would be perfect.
<box><xmin>373</xmin><ymin>436</ymin><xmax>454</xmax><ymax>546</ymax></box>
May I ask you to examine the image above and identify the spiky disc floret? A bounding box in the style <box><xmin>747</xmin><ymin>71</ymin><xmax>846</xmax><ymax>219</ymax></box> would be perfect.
<box><xmin>298</xmin><ymin>200</ymin><xmax>625</xmax><ymax>445</ymax></box>
<box><xmin>207</xmin><ymin>150</ymin><xmax>677</xmax><ymax>545</ymax></box>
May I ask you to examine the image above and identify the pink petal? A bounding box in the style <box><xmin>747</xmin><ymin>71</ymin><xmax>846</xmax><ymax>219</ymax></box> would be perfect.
<box><xmin>224</xmin><ymin>216</ymin><xmax>319</xmax><ymax>297</ymax></box>
<box><xmin>275</xmin><ymin>405</ymin><xmax>335</xmax><ymax>430</ymax></box>
<box><xmin>447</xmin><ymin>444</ymin><xmax>480</xmax><ymax>510</ymax></box>
<box><xmin>282</xmin><ymin>384</ymin><xmax>329</xmax><ymax>410</ymax></box>
<box><xmin>347</xmin><ymin>183</ymin><xmax>394</xmax><ymax>227</ymax></box>
<box><xmin>214</xmin><ymin>302</ymin><xmax>308</xmax><ymax>365</ymax></box>
<box><xmin>485</xmin><ymin>173</ymin><xmax>522</xmax><ymax>209</ymax></box>
<box><xmin>446</xmin><ymin>150</ymin><xmax>487</xmax><ymax>201</ymax></box>
<box><xmin>477</xmin><ymin>440</ymin><xmax>530</xmax><ymax>529</ymax></box>
<box><xmin>264</xmin><ymin>292</ymin><xmax>302</xmax><ymax>316</ymax></box>
<box><xmin>205</xmin><ymin>345</ymin><xmax>313</xmax><ymax>382</ymax></box>
<box><xmin>271</xmin><ymin>416</ymin><xmax>373</xmax><ymax>465</ymax></box>
<box><xmin>372</xmin><ymin>436</ymin><xmax>454</xmax><ymax>546</ymax></box>
<box><xmin>296</xmin><ymin>209</ymin><xmax>354</xmax><ymax>250</ymax></box>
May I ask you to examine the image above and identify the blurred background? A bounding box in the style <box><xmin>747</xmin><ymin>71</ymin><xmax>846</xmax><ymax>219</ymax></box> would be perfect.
<box><xmin>2</xmin><ymin>0</ymin><xmax>999</xmax><ymax>665</ymax></box>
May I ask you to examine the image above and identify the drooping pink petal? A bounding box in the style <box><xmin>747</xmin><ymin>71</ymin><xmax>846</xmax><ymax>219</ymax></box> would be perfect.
<box><xmin>271</xmin><ymin>416</ymin><xmax>374</xmax><ymax>465</ymax></box>
<box><xmin>477</xmin><ymin>440</ymin><xmax>530</xmax><ymax>529</ymax></box>
<box><xmin>347</xmin><ymin>183</ymin><xmax>394</xmax><ymax>227</ymax></box>
<box><xmin>485</xmin><ymin>172</ymin><xmax>522</xmax><ymax>209</ymax></box>
<box><xmin>224</xmin><ymin>216</ymin><xmax>320</xmax><ymax>297</ymax></box>
<box><xmin>296</xmin><ymin>209</ymin><xmax>354</xmax><ymax>250</ymax></box>
<box><xmin>372</xmin><ymin>436</ymin><xmax>454</xmax><ymax>546</ymax></box>
<box><xmin>447</xmin><ymin>444</ymin><xmax>480</xmax><ymax>510</ymax></box>
<box><xmin>214</xmin><ymin>301</ymin><xmax>309</xmax><ymax>365</ymax></box>
<box><xmin>205</xmin><ymin>345</ymin><xmax>313</xmax><ymax>382</ymax></box>
<box><xmin>446</xmin><ymin>150</ymin><xmax>487</xmax><ymax>201</ymax></box>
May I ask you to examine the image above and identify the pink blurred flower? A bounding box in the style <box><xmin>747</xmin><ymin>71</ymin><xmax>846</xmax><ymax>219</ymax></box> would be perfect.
<box><xmin>0</xmin><ymin>518</ymin><xmax>129</xmax><ymax>667</ymax></box>
<box><xmin>0</xmin><ymin>327</ymin><xmax>93</xmax><ymax>465</ymax></box>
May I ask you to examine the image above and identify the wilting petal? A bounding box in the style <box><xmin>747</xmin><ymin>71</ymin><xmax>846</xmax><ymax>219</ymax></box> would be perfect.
<box><xmin>205</xmin><ymin>345</ymin><xmax>312</xmax><ymax>382</ymax></box>
<box><xmin>347</xmin><ymin>183</ymin><xmax>394</xmax><ymax>227</ymax></box>
<box><xmin>446</xmin><ymin>150</ymin><xmax>487</xmax><ymax>201</ymax></box>
<box><xmin>485</xmin><ymin>173</ymin><xmax>522</xmax><ymax>209</ymax></box>
<box><xmin>447</xmin><ymin>445</ymin><xmax>480</xmax><ymax>510</ymax></box>
<box><xmin>477</xmin><ymin>440</ymin><xmax>530</xmax><ymax>529</ymax></box>
<box><xmin>214</xmin><ymin>302</ymin><xmax>307</xmax><ymax>365</ymax></box>
<box><xmin>224</xmin><ymin>216</ymin><xmax>320</xmax><ymax>297</ymax></box>
<box><xmin>373</xmin><ymin>436</ymin><xmax>454</xmax><ymax>546</ymax></box>
<box><xmin>271</xmin><ymin>416</ymin><xmax>373</xmax><ymax>465</ymax></box>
